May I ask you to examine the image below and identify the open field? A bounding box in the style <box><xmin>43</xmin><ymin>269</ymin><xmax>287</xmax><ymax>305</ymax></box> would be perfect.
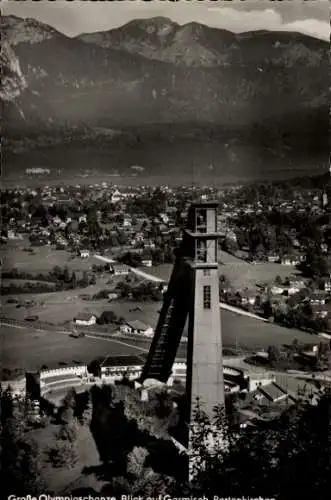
<box><xmin>1</xmin><ymin>293</ymin><xmax>111</xmax><ymax>324</ymax></box>
<box><xmin>218</xmin><ymin>250</ymin><xmax>298</xmax><ymax>290</ymax></box>
<box><xmin>0</xmin><ymin>324</ymin><xmax>149</xmax><ymax>373</ymax></box>
<box><xmin>1</xmin><ymin>287</ymin><xmax>162</xmax><ymax>324</ymax></box>
<box><xmin>139</xmin><ymin>255</ymin><xmax>298</xmax><ymax>291</ymax></box>
<box><xmin>1</xmin><ymin>239</ymin><xmax>93</xmax><ymax>273</ymax></box>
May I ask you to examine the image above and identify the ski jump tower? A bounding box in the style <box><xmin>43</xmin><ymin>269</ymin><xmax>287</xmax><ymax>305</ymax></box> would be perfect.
<box><xmin>140</xmin><ymin>201</ymin><xmax>224</xmax><ymax>422</ymax></box>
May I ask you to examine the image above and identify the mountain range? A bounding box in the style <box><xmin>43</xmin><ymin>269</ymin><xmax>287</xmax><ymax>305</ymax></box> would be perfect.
<box><xmin>1</xmin><ymin>15</ymin><xmax>329</xmax><ymax>179</ymax></box>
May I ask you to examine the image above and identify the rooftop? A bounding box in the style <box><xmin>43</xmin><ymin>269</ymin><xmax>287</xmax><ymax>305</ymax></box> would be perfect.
<box><xmin>126</xmin><ymin>319</ymin><xmax>152</xmax><ymax>331</ymax></box>
<box><xmin>74</xmin><ymin>312</ymin><xmax>96</xmax><ymax>321</ymax></box>
<box><xmin>100</xmin><ymin>354</ymin><xmax>146</xmax><ymax>367</ymax></box>
<box><xmin>258</xmin><ymin>382</ymin><xmax>288</xmax><ymax>402</ymax></box>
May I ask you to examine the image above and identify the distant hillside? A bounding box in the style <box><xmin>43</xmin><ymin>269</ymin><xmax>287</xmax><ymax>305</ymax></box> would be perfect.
<box><xmin>2</xmin><ymin>15</ymin><xmax>328</xmax><ymax>127</ymax></box>
<box><xmin>1</xmin><ymin>15</ymin><xmax>329</xmax><ymax>179</ymax></box>
<box><xmin>78</xmin><ymin>17</ymin><xmax>327</xmax><ymax>69</ymax></box>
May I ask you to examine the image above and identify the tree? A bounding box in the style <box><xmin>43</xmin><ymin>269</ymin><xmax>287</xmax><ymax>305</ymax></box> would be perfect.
<box><xmin>127</xmin><ymin>446</ymin><xmax>149</xmax><ymax>477</ymax></box>
<box><xmin>57</xmin><ymin>419</ymin><xmax>79</xmax><ymax>442</ymax></box>
<box><xmin>267</xmin><ymin>345</ymin><xmax>281</xmax><ymax>366</ymax></box>
<box><xmin>316</xmin><ymin>342</ymin><xmax>331</xmax><ymax>371</ymax></box>
<box><xmin>81</xmin><ymin>396</ymin><xmax>93</xmax><ymax>426</ymax></box>
<box><xmin>219</xmin><ymin>274</ymin><xmax>231</xmax><ymax>290</ymax></box>
<box><xmin>71</xmin><ymin>271</ymin><xmax>77</xmax><ymax>289</ymax></box>
<box><xmin>98</xmin><ymin>310</ymin><xmax>118</xmax><ymax>324</ymax></box>
<box><xmin>63</xmin><ymin>265</ymin><xmax>70</xmax><ymax>283</ymax></box>
<box><xmin>52</xmin><ymin>265</ymin><xmax>62</xmax><ymax>279</ymax></box>
<box><xmin>81</xmin><ymin>271</ymin><xmax>89</xmax><ymax>288</ymax></box>
<box><xmin>58</xmin><ymin>388</ymin><xmax>76</xmax><ymax>424</ymax></box>
<box><xmin>187</xmin><ymin>391</ymin><xmax>331</xmax><ymax>499</ymax></box>
<box><xmin>299</xmin><ymin>251</ymin><xmax>331</xmax><ymax>278</ymax></box>
<box><xmin>0</xmin><ymin>414</ymin><xmax>45</xmax><ymax>495</ymax></box>
<box><xmin>274</xmin><ymin>274</ymin><xmax>282</xmax><ymax>285</ymax></box>
<box><xmin>48</xmin><ymin>439</ymin><xmax>79</xmax><ymax>469</ymax></box>
<box><xmin>262</xmin><ymin>300</ymin><xmax>273</xmax><ymax>319</ymax></box>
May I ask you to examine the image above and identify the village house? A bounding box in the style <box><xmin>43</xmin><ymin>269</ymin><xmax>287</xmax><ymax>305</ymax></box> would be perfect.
<box><xmin>281</xmin><ymin>255</ymin><xmax>301</xmax><ymax>266</ymax></box>
<box><xmin>7</xmin><ymin>229</ymin><xmax>23</xmax><ymax>240</ymax></box>
<box><xmin>267</xmin><ymin>254</ymin><xmax>280</xmax><ymax>263</ymax></box>
<box><xmin>289</xmin><ymin>278</ymin><xmax>306</xmax><ymax>289</ymax></box>
<box><xmin>111</xmin><ymin>190</ymin><xmax>122</xmax><ymax>204</ymax></box>
<box><xmin>141</xmin><ymin>259</ymin><xmax>153</xmax><ymax>267</ymax></box>
<box><xmin>322</xmin><ymin>279</ymin><xmax>331</xmax><ymax>293</ymax></box>
<box><xmin>53</xmin><ymin>215</ymin><xmax>62</xmax><ymax>226</ymax></box>
<box><xmin>120</xmin><ymin>320</ymin><xmax>154</xmax><ymax>337</ymax></box>
<box><xmin>123</xmin><ymin>217</ymin><xmax>132</xmax><ymax>228</ymax></box>
<box><xmin>240</xmin><ymin>290</ymin><xmax>257</xmax><ymax>306</ymax></box>
<box><xmin>79</xmin><ymin>214</ymin><xmax>87</xmax><ymax>223</ymax></box>
<box><xmin>159</xmin><ymin>213</ymin><xmax>169</xmax><ymax>224</ymax></box>
<box><xmin>144</xmin><ymin>240</ymin><xmax>156</xmax><ymax>249</ymax></box>
<box><xmin>282</xmin><ymin>285</ymin><xmax>302</xmax><ymax>296</ymax></box>
<box><xmin>79</xmin><ymin>249</ymin><xmax>90</xmax><ymax>258</ymax></box>
<box><xmin>309</xmin><ymin>291</ymin><xmax>327</xmax><ymax>306</ymax></box>
<box><xmin>112</xmin><ymin>264</ymin><xmax>130</xmax><ymax>276</ymax></box>
<box><xmin>73</xmin><ymin>313</ymin><xmax>97</xmax><ymax>326</ymax></box>
<box><xmin>134</xmin><ymin>232</ymin><xmax>145</xmax><ymax>243</ymax></box>
<box><xmin>311</xmin><ymin>305</ymin><xmax>328</xmax><ymax>319</ymax></box>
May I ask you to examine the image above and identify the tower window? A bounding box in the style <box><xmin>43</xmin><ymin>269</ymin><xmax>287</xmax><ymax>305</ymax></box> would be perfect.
<box><xmin>197</xmin><ymin>240</ymin><xmax>207</xmax><ymax>262</ymax></box>
<box><xmin>203</xmin><ymin>285</ymin><xmax>211</xmax><ymax>309</ymax></box>
<box><xmin>203</xmin><ymin>269</ymin><xmax>211</xmax><ymax>276</ymax></box>
<box><xmin>196</xmin><ymin>208</ymin><xmax>207</xmax><ymax>233</ymax></box>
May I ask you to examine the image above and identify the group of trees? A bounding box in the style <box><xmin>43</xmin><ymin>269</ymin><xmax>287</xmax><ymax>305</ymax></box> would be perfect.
<box><xmin>75</xmin><ymin>385</ymin><xmax>331</xmax><ymax>498</ymax></box>
<box><xmin>266</xmin><ymin>340</ymin><xmax>331</xmax><ymax>371</ymax></box>
<box><xmin>0</xmin><ymin>265</ymin><xmax>95</xmax><ymax>295</ymax></box>
<box><xmin>115</xmin><ymin>276</ymin><xmax>162</xmax><ymax>302</ymax></box>
<box><xmin>1</xmin><ymin>380</ymin><xmax>330</xmax><ymax>498</ymax></box>
<box><xmin>97</xmin><ymin>310</ymin><xmax>123</xmax><ymax>325</ymax></box>
<box><xmin>0</xmin><ymin>384</ymin><xmax>95</xmax><ymax>496</ymax></box>
<box><xmin>298</xmin><ymin>250</ymin><xmax>331</xmax><ymax>279</ymax></box>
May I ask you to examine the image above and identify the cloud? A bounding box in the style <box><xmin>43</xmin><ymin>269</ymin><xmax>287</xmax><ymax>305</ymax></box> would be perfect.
<box><xmin>206</xmin><ymin>7</ymin><xmax>329</xmax><ymax>40</ymax></box>
<box><xmin>207</xmin><ymin>7</ymin><xmax>330</xmax><ymax>40</ymax></box>
<box><xmin>206</xmin><ymin>7</ymin><xmax>284</xmax><ymax>32</ymax></box>
<box><xmin>282</xmin><ymin>19</ymin><xmax>330</xmax><ymax>41</ymax></box>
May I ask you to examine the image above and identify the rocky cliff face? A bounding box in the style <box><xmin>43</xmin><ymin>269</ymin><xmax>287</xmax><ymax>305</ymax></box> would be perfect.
<box><xmin>0</xmin><ymin>41</ymin><xmax>27</xmax><ymax>102</ymax></box>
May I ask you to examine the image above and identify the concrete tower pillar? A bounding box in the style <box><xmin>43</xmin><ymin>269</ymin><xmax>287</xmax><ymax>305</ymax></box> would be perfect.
<box><xmin>185</xmin><ymin>202</ymin><xmax>224</xmax><ymax>420</ymax></box>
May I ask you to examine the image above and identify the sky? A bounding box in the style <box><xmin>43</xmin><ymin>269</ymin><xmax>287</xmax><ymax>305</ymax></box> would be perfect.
<box><xmin>2</xmin><ymin>0</ymin><xmax>330</xmax><ymax>41</ymax></box>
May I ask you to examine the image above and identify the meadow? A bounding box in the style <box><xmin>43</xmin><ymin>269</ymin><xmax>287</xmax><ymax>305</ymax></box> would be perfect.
<box><xmin>0</xmin><ymin>324</ymin><xmax>149</xmax><ymax>373</ymax></box>
<box><xmin>1</xmin><ymin>239</ymin><xmax>92</xmax><ymax>274</ymax></box>
<box><xmin>218</xmin><ymin>250</ymin><xmax>299</xmax><ymax>290</ymax></box>
<box><xmin>140</xmin><ymin>253</ymin><xmax>298</xmax><ymax>292</ymax></box>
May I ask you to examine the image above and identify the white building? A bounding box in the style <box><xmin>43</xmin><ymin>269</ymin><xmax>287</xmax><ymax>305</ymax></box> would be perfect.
<box><xmin>111</xmin><ymin>190</ymin><xmax>122</xmax><ymax>204</ymax></box>
<box><xmin>141</xmin><ymin>259</ymin><xmax>152</xmax><ymax>267</ymax></box>
<box><xmin>120</xmin><ymin>320</ymin><xmax>154</xmax><ymax>337</ymax></box>
<box><xmin>74</xmin><ymin>313</ymin><xmax>97</xmax><ymax>326</ymax></box>
<box><xmin>80</xmin><ymin>249</ymin><xmax>90</xmax><ymax>258</ymax></box>
<box><xmin>123</xmin><ymin>218</ymin><xmax>132</xmax><ymax>227</ymax></box>
<box><xmin>113</xmin><ymin>264</ymin><xmax>129</xmax><ymax>276</ymax></box>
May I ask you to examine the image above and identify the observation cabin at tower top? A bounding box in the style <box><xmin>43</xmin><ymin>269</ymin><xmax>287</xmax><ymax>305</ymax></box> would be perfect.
<box><xmin>181</xmin><ymin>201</ymin><xmax>220</xmax><ymax>269</ymax></box>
